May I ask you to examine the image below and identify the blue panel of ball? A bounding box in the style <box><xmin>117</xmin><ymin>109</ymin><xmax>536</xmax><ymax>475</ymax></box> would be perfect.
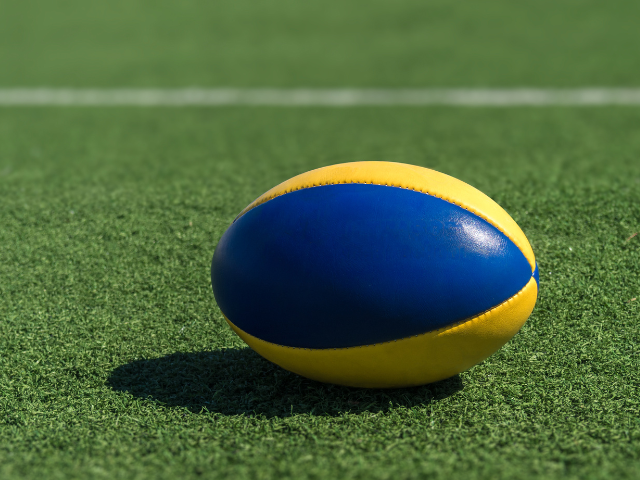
<box><xmin>212</xmin><ymin>184</ymin><xmax>532</xmax><ymax>349</ymax></box>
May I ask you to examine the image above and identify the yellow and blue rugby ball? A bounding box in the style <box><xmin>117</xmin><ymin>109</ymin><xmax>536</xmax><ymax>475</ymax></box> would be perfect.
<box><xmin>212</xmin><ymin>162</ymin><xmax>538</xmax><ymax>388</ymax></box>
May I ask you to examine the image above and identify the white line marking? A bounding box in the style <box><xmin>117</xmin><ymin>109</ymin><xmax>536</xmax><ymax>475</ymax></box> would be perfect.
<box><xmin>2</xmin><ymin>88</ymin><xmax>640</xmax><ymax>106</ymax></box>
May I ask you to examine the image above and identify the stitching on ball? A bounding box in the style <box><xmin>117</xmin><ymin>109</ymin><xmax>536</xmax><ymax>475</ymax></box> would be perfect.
<box><xmin>237</xmin><ymin>181</ymin><xmax>519</xmax><ymax>252</ymax></box>
<box><xmin>250</xmin><ymin>279</ymin><xmax>533</xmax><ymax>352</ymax></box>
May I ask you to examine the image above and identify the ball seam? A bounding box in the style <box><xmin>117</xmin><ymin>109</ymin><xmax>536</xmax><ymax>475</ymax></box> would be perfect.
<box><xmin>229</xmin><ymin>278</ymin><xmax>534</xmax><ymax>352</ymax></box>
<box><xmin>234</xmin><ymin>181</ymin><xmax>525</xmax><ymax>265</ymax></box>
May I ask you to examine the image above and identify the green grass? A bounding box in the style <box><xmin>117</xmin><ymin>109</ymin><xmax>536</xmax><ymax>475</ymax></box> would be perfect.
<box><xmin>2</xmin><ymin>0</ymin><xmax>640</xmax><ymax>478</ymax></box>
<box><xmin>2</xmin><ymin>0</ymin><xmax>640</xmax><ymax>87</ymax></box>
<box><xmin>1</xmin><ymin>107</ymin><xmax>639</xmax><ymax>479</ymax></box>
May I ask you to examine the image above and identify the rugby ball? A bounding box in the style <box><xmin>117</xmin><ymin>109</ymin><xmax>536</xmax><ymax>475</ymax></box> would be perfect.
<box><xmin>211</xmin><ymin>162</ymin><xmax>538</xmax><ymax>388</ymax></box>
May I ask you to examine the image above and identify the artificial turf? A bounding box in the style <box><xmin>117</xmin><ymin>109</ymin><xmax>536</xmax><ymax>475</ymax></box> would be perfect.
<box><xmin>1</xmin><ymin>107</ymin><xmax>639</xmax><ymax>479</ymax></box>
<box><xmin>2</xmin><ymin>0</ymin><xmax>640</xmax><ymax>477</ymax></box>
<box><xmin>2</xmin><ymin>0</ymin><xmax>640</xmax><ymax>88</ymax></box>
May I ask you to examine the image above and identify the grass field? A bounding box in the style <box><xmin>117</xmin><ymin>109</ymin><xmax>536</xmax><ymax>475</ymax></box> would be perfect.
<box><xmin>2</xmin><ymin>2</ymin><xmax>640</xmax><ymax>480</ymax></box>
<box><xmin>3</xmin><ymin>0</ymin><xmax>640</xmax><ymax>87</ymax></box>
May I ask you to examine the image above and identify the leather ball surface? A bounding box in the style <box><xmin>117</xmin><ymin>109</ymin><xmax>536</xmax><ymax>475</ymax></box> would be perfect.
<box><xmin>211</xmin><ymin>162</ymin><xmax>538</xmax><ymax>388</ymax></box>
